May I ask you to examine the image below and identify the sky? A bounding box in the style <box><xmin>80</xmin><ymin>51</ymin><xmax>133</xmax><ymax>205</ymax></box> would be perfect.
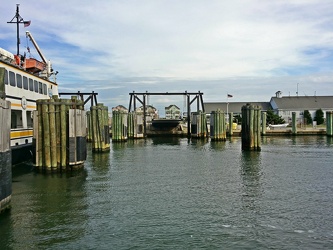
<box><xmin>1</xmin><ymin>0</ymin><xmax>333</xmax><ymax>115</ymax></box>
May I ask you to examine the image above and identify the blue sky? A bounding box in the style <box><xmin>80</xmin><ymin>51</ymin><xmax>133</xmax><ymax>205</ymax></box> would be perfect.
<box><xmin>1</xmin><ymin>0</ymin><xmax>333</xmax><ymax>115</ymax></box>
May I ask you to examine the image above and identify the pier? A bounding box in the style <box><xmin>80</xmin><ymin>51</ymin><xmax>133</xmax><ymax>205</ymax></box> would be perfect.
<box><xmin>128</xmin><ymin>91</ymin><xmax>207</xmax><ymax>138</ymax></box>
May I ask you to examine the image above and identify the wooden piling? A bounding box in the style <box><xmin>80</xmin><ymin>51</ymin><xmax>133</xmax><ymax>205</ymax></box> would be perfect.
<box><xmin>210</xmin><ymin>109</ymin><xmax>226</xmax><ymax>141</ymax></box>
<box><xmin>112</xmin><ymin>110</ymin><xmax>128</xmax><ymax>142</ymax></box>
<box><xmin>36</xmin><ymin>100</ymin><xmax>43</xmax><ymax>167</ymax></box>
<box><xmin>0</xmin><ymin>68</ymin><xmax>6</xmax><ymax>99</ymax></box>
<box><xmin>86</xmin><ymin>111</ymin><xmax>92</xmax><ymax>142</ymax></box>
<box><xmin>0</xmin><ymin>99</ymin><xmax>11</xmax><ymax>213</ymax></box>
<box><xmin>229</xmin><ymin>112</ymin><xmax>233</xmax><ymax>136</ymax></box>
<box><xmin>34</xmin><ymin>98</ymin><xmax>87</xmax><ymax>171</ymax></box>
<box><xmin>54</xmin><ymin>96</ymin><xmax>61</xmax><ymax>167</ymax></box>
<box><xmin>49</xmin><ymin>99</ymin><xmax>57</xmax><ymax>169</ymax></box>
<box><xmin>292</xmin><ymin>112</ymin><xmax>297</xmax><ymax>135</ymax></box>
<box><xmin>91</xmin><ymin>104</ymin><xmax>110</xmax><ymax>150</ymax></box>
<box><xmin>191</xmin><ymin>111</ymin><xmax>207</xmax><ymax>138</ymax></box>
<box><xmin>327</xmin><ymin>111</ymin><xmax>333</xmax><ymax>137</ymax></box>
<box><xmin>41</xmin><ymin>100</ymin><xmax>51</xmax><ymax>169</ymax></box>
<box><xmin>262</xmin><ymin>111</ymin><xmax>267</xmax><ymax>135</ymax></box>
<box><xmin>241</xmin><ymin>104</ymin><xmax>261</xmax><ymax>151</ymax></box>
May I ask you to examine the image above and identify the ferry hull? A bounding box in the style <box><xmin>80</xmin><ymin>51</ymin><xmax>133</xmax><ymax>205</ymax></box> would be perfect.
<box><xmin>151</xmin><ymin>119</ymin><xmax>181</xmax><ymax>129</ymax></box>
<box><xmin>11</xmin><ymin>143</ymin><xmax>33</xmax><ymax>165</ymax></box>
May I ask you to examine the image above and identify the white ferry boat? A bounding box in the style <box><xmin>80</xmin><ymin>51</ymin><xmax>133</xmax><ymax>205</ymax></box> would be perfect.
<box><xmin>0</xmin><ymin>5</ymin><xmax>59</xmax><ymax>164</ymax></box>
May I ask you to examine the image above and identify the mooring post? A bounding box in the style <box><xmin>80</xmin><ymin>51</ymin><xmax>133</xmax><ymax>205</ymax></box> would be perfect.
<box><xmin>128</xmin><ymin>112</ymin><xmax>134</xmax><ymax>139</ymax></box>
<box><xmin>210</xmin><ymin>109</ymin><xmax>226</xmax><ymax>141</ymax></box>
<box><xmin>86</xmin><ymin>111</ymin><xmax>92</xmax><ymax>142</ymax></box>
<box><xmin>229</xmin><ymin>112</ymin><xmax>233</xmax><ymax>136</ymax></box>
<box><xmin>41</xmin><ymin>100</ymin><xmax>51</xmax><ymax>169</ymax></box>
<box><xmin>326</xmin><ymin>111</ymin><xmax>333</xmax><ymax>137</ymax></box>
<box><xmin>262</xmin><ymin>111</ymin><xmax>267</xmax><ymax>135</ymax></box>
<box><xmin>112</xmin><ymin>110</ymin><xmax>128</xmax><ymax>142</ymax></box>
<box><xmin>0</xmin><ymin>98</ymin><xmax>11</xmax><ymax>213</ymax></box>
<box><xmin>35</xmin><ymin>98</ymin><xmax>88</xmax><ymax>170</ymax></box>
<box><xmin>61</xmin><ymin>99</ymin><xmax>70</xmax><ymax>169</ymax></box>
<box><xmin>49</xmin><ymin>98</ymin><xmax>57</xmax><ymax>169</ymax></box>
<box><xmin>292</xmin><ymin>112</ymin><xmax>297</xmax><ymax>135</ymax></box>
<box><xmin>53</xmin><ymin>95</ymin><xmax>61</xmax><ymax>167</ymax></box>
<box><xmin>241</xmin><ymin>104</ymin><xmax>261</xmax><ymax>151</ymax></box>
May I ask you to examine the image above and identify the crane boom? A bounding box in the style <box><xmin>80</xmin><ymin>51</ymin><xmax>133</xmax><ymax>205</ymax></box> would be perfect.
<box><xmin>25</xmin><ymin>30</ymin><xmax>53</xmax><ymax>79</ymax></box>
<box><xmin>25</xmin><ymin>31</ymin><xmax>47</xmax><ymax>64</ymax></box>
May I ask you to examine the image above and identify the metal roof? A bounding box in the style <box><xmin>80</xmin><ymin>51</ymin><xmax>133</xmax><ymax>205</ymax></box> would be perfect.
<box><xmin>271</xmin><ymin>96</ymin><xmax>333</xmax><ymax>110</ymax></box>
<box><xmin>204</xmin><ymin>102</ymin><xmax>271</xmax><ymax>114</ymax></box>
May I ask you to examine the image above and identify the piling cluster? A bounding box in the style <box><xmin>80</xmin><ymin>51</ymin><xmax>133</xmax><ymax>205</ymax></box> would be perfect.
<box><xmin>112</xmin><ymin>110</ymin><xmax>128</xmax><ymax>141</ymax></box>
<box><xmin>210</xmin><ymin>109</ymin><xmax>226</xmax><ymax>141</ymax></box>
<box><xmin>241</xmin><ymin>104</ymin><xmax>261</xmax><ymax>151</ymax></box>
<box><xmin>128</xmin><ymin>112</ymin><xmax>144</xmax><ymax>139</ymax></box>
<box><xmin>89</xmin><ymin>104</ymin><xmax>110</xmax><ymax>151</ymax></box>
<box><xmin>34</xmin><ymin>96</ymin><xmax>86</xmax><ymax>171</ymax></box>
<box><xmin>191</xmin><ymin>111</ymin><xmax>208</xmax><ymax>138</ymax></box>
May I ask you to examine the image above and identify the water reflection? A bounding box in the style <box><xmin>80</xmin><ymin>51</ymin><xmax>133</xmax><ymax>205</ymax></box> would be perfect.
<box><xmin>151</xmin><ymin>136</ymin><xmax>182</xmax><ymax>145</ymax></box>
<box><xmin>240</xmin><ymin>151</ymin><xmax>263</xmax><ymax>212</ymax></box>
<box><xmin>3</xmin><ymin>165</ymin><xmax>88</xmax><ymax>249</ymax></box>
<box><xmin>210</xmin><ymin>140</ymin><xmax>227</xmax><ymax>151</ymax></box>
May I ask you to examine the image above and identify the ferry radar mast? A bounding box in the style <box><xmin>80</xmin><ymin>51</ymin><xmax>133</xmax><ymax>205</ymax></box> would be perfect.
<box><xmin>7</xmin><ymin>4</ymin><xmax>31</xmax><ymax>56</ymax></box>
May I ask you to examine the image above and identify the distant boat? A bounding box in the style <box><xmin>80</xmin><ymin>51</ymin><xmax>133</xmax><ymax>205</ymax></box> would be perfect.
<box><xmin>151</xmin><ymin>119</ymin><xmax>182</xmax><ymax>129</ymax></box>
<box><xmin>268</xmin><ymin>123</ymin><xmax>289</xmax><ymax>129</ymax></box>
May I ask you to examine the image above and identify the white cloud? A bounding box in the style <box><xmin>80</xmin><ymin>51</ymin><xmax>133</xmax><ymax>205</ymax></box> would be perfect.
<box><xmin>1</xmin><ymin>0</ymin><xmax>333</xmax><ymax>110</ymax></box>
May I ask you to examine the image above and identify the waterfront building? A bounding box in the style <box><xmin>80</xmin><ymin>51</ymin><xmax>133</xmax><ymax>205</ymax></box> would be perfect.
<box><xmin>112</xmin><ymin>105</ymin><xmax>128</xmax><ymax>113</ymax></box>
<box><xmin>135</xmin><ymin>105</ymin><xmax>158</xmax><ymax>122</ymax></box>
<box><xmin>204</xmin><ymin>91</ymin><xmax>333</xmax><ymax>125</ymax></box>
<box><xmin>270</xmin><ymin>91</ymin><xmax>333</xmax><ymax>124</ymax></box>
<box><xmin>165</xmin><ymin>104</ymin><xmax>181</xmax><ymax>119</ymax></box>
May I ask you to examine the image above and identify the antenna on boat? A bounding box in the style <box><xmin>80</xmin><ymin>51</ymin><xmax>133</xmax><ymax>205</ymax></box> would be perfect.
<box><xmin>7</xmin><ymin>4</ymin><xmax>31</xmax><ymax>56</ymax></box>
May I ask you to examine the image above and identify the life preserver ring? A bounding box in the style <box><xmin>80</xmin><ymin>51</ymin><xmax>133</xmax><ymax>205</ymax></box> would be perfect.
<box><xmin>21</xmin><ymin>96</ymin><xmax>27</xmax><ymax>110</ymax></box>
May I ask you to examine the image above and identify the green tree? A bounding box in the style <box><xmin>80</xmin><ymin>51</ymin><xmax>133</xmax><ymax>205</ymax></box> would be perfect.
<box><xmin>314</xmin><ymin>108</ymin><xmax>324</xmax><ymax>125</ymax></box>
<box><xmin>266</xmin><ymin>109</ymin><xmax>285</xmax><ymax>125</ymax></box>
<box><xmin>303</xmin><ymin>110</ymin><xmax>312</xmax><ymax>125</ymax></box>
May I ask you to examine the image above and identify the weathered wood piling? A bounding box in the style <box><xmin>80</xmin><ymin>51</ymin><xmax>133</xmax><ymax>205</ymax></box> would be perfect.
<box><xmin>210</xmin><ymin>109</ymin><xmax>226</xmax><ymax>141</ymax></box>
<box><xmin>90</xmin><ymin>103</ymin><xmax>110</xmax><ymax>151</ymax></box>
<box><xmin>191</xmin><ymin>111</ymin><xmax>208</xmax><ymax>138</ymax></box>
<box><xmin>229</xmin><ymin>112</ymin><xmax>234</xmax><ymax>136</ymax></box>
<box><xmin>128</xmin><ymin>111</ymin><xmax>144</xmax><ymax>139</ymax></box>
<box><xmin>292</xmin><ymin>112</ymin><xmax>297</xmax><ymax>135</ymax></box>
<box><xmin>241</xmin><ymin>104</ymin><xmax>261</xmax><ymax>151</ymax></box>
<box><xmin>0</xmin><ymin>67</ymin><xmax>5</xmax><ymax>99</ymax></box>
<box><xmin>112</xmin><ymin>110</ymin><xmax>128</xmax><ymax>142</ymax></box>
<box><xmin>262</xmin><ymin>111</ymin><xmax>267</xmax><ymax>135</ymax></box>
<box><xmin>0</xmin><ymin>99</ymin><xmax>11</xmax><ymax>213</ymax></box>
<box><xmin>34</xmin><ymin>96</ymin><xmax>87</xmax><ymax>171</ymax></box>
<box><xmin>86</xmin><ymin>111</ymin><xmax>92</xmax><ymax>142</ymax></box>
<box><xmin>327</xmin><ymin>111</ymin><xmax>333</xmax><ymax>137</ymax></box>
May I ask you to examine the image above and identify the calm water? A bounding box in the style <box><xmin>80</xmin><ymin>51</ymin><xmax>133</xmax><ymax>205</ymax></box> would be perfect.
<box><xmin>1</xmin><ymin>136</ymin><xmax>333</xmax><ymax>249</ymax></box>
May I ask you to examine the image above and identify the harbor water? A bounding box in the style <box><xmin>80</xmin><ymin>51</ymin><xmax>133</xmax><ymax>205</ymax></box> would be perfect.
<box><xmin>1</xmin><ymin>136</ymin><xmax>333</xmax><ymax>249</ymax></box>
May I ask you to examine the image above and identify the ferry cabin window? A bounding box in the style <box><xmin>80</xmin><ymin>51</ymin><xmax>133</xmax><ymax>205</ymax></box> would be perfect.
<box><xmin>23</xmin><ymin>76</ymin><xmax>28</xmax><ymax>90</ymax></box>
<box><xmin>43</xmin><ymin>84</ymin><xmax>47</xmax><ymax>95</ymax></box>
<box><xmin>38</xmin><ymin>82</ymin><xmax>43</xmax><ymax>94</ymax></box>
<box><xmin>29</xmin><ymin>78</ymin><xmax>34</xmax><ymax>91</ymax></box>
<box><xmin>9</xmin><ymin>71</ymin><xmax>16</xmax><ymax>86</ymax></box>
<box><xmin>4</xmin><ymin>70</ymin><xmax>8</xmax><ymax>85</ymax></box>
<box><xmin>34</xmin><ymin>80</ymin><xmax>38</xmax><ymax>93</ymax></box>
<box><xmin>27</xmin><ymin>111</ymin><xmax>33</xmax><ymax>128</ymax></box>
<box><xmin>11</xmin><ymin>110</ymin><xmax>23</xmax><ymax>129</ymax></box>
<box><xmin>16</xmin><ymin>74</ymin><xmax>22</xmax><ymax>88</ymax></box>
